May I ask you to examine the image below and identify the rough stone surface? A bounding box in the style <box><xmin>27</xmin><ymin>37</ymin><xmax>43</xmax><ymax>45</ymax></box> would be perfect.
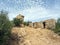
<box><xmin>16</xmin><ymin>14</ymin><xmax>24</xmax><ymax>19</ymax></box>
<box><xmin>16</xmin><ymin>14</ymin><xmax>24</xmax><ymax>23</ymax></box>
<box><xmin>32</xmin><ymin>19</ymin><xmax>56</xmax><ymax>29</ymax></box>
<box><xmin>44</xmin><ymin>19</ymin><xmax>56</xmax><ymax>29</ymax></box>
<box><xmin>29</xmin><ymin>22</ymin><xmax>33</xmax><ymax>27</ymax></box>
<box><xmin>15</xmin><ymin>14</ymin><xmax>24</xmax><ymax>27</ymax></box>
<box><xmin>33</xmin><ymin>22</ymin><xmax>43</xmax><ymax>28</ymax></box>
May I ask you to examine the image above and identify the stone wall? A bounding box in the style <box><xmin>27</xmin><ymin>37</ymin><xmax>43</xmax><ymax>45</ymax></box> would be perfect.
<box><xmin>33</xmin><ymin>22</ymin><xmax>37</xmax><ymax>28</ymax></box>
<box><xmin>44</xmin><ymin>19</ymin><xmax>56</xmax><ymax>29</ymax></box>
<box><xmin>28</xmin><ymin>19</ymin><xmax>56</xmax><ymax>29</ymax></box>
<box><xmin>33</xmin><ymin>22</ymin><xmax>43</xmax><ymax>28</ymax></box>
<box><xmin>29</xmin><ymin>22</ymin><xmax>33</xmax><ymax>27</ymax></box>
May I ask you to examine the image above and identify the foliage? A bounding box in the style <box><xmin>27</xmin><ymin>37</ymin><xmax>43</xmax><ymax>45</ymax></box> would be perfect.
<box><xmin>0</xmin><ymin>11</ymin><xmax>13</xmax><ymax>45</ymax></box>
<box><xmin>24</xmin><ymin>21</ymin><xmax>32</xmax><ymax>26</ymax></box>
<box><xmin>13</xmin><ymin>18</ymin><xmax>23</xmax><ymax>26</ymax></box>
<box><xmin>10</xmin><ymin>20</ymin><xmax>15</xmax><ymax>27</ymax></box>
<box><xmin>24</xmin><ymin>22</ymin><xmax>29</xmax><ymax>26</ymax></box>
<box><xmin>54</xmin><ymin>18</ymin><xmax>60</xmax><ymax>35</ymax></box>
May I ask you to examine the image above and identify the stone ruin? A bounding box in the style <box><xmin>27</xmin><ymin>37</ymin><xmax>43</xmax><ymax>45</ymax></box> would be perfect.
<box><xmin>16</xmin><ymin>14</ymin><xmax>56</xmax><ymax>29</ymax></box>
<box><xmin>28</xmin><ymin>22</ymin><xmax>33</xmax><ymax>27</ymax></box>
<box><xmin>16</xmin><ymin>14</ymin><xmax>24</xmax><ymax>27</ymax></box>
<box><xmin>16</xmin><ymin>14</ymin><xmax>24</xmax><ymax>21</ymax></box>
<box><xmin>9</xmin><ymin>14</ymin><xmax>56</xmax><ymax>45</ymax></box>
<box><xmin>43</xmin><ymin>19</ymin><xmax>56</xmax><ymax>29</ymax></box>
<box><xmin>33</xmin><ymin>22</ymin><xmax>43</xmax><ymax>28</ymax></box>
<box><xmin>28</xmin><ymin>19</ymin><xmax>56</xmax><ymax>30</ymax></box>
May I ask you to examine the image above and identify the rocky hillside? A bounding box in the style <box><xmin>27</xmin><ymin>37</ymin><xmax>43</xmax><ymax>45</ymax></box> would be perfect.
<box><xmin>11</xmin><ymin>27</ymin><xmax>60</xmax><ymax>45</ymax></box>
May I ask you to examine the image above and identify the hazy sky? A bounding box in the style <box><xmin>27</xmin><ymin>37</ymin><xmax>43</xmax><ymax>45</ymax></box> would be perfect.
<box><xmin>0</xmin><ymin>0</ymin><xmax>60</xmax><ymax>22</ymax></box>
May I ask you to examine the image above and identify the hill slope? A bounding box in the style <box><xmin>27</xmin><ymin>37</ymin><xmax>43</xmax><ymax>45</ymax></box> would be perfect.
<box><xmin>11</xmin><ymin>27</ymin><xmax>60</xmax><ymax>45</ymax></box>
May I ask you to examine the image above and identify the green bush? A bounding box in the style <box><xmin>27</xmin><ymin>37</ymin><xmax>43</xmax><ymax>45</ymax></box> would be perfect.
<box><xmin>24</xmin><ymin>21</ymin><xmax>32</xmax><ymax>26</ymax></box>
<box><xmin>10</xmin><ymin>20</ymin><xmax>15</xmax><ymax>27</ymax></box>
<box><xmin>24</xmin><ymin>22</ymin><xmax>29</xmax><ymax>26</ymax></box>
<box><xmin>13</xmin><ymin>18</ymin><xmax>22</xmax><ymax>26</ymax></box>
<box><xmin>54</xmin><ymin>18</ymin><xmax>60</xmax><ymax>35</ymax></box>
<box><xmin>0</xmin><ymin>11</ymin><xmax>13</xmax><ymax>45</ymax></box>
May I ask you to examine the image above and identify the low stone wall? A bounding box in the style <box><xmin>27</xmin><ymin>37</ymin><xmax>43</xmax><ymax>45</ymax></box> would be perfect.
<box><xmin>33</xmin><ymin>22</ymin><xmax>43</xmax><ymax>28</ymax></box>
<box><xmin>28</xmin><ymin>19</ymin><xmax>56</xmax><ymax>29</ymax></box>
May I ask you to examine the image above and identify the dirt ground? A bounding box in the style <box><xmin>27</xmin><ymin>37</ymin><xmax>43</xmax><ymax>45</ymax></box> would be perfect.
<box><xmin>11</xmin><ymin>26</ymin><xmax>60</xmax><ymax>45</ymax></box>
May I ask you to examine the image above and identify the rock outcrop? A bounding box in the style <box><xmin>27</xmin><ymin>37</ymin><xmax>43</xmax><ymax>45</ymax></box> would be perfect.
<box><xmin>10</xmin><ymin>27</ymin><xmax>60</xmax><ymax>45</ymax></box>
<box><xmin>16</xmin><ymin>14</ymin><xmax>24</xmax><ymax>27</ymax></box>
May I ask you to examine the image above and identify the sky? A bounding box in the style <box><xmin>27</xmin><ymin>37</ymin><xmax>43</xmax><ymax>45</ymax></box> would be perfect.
<box><xmin>0</xmin><ymin>0</ymin><xmax>60</xmax><ymax>22</ymax></box>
